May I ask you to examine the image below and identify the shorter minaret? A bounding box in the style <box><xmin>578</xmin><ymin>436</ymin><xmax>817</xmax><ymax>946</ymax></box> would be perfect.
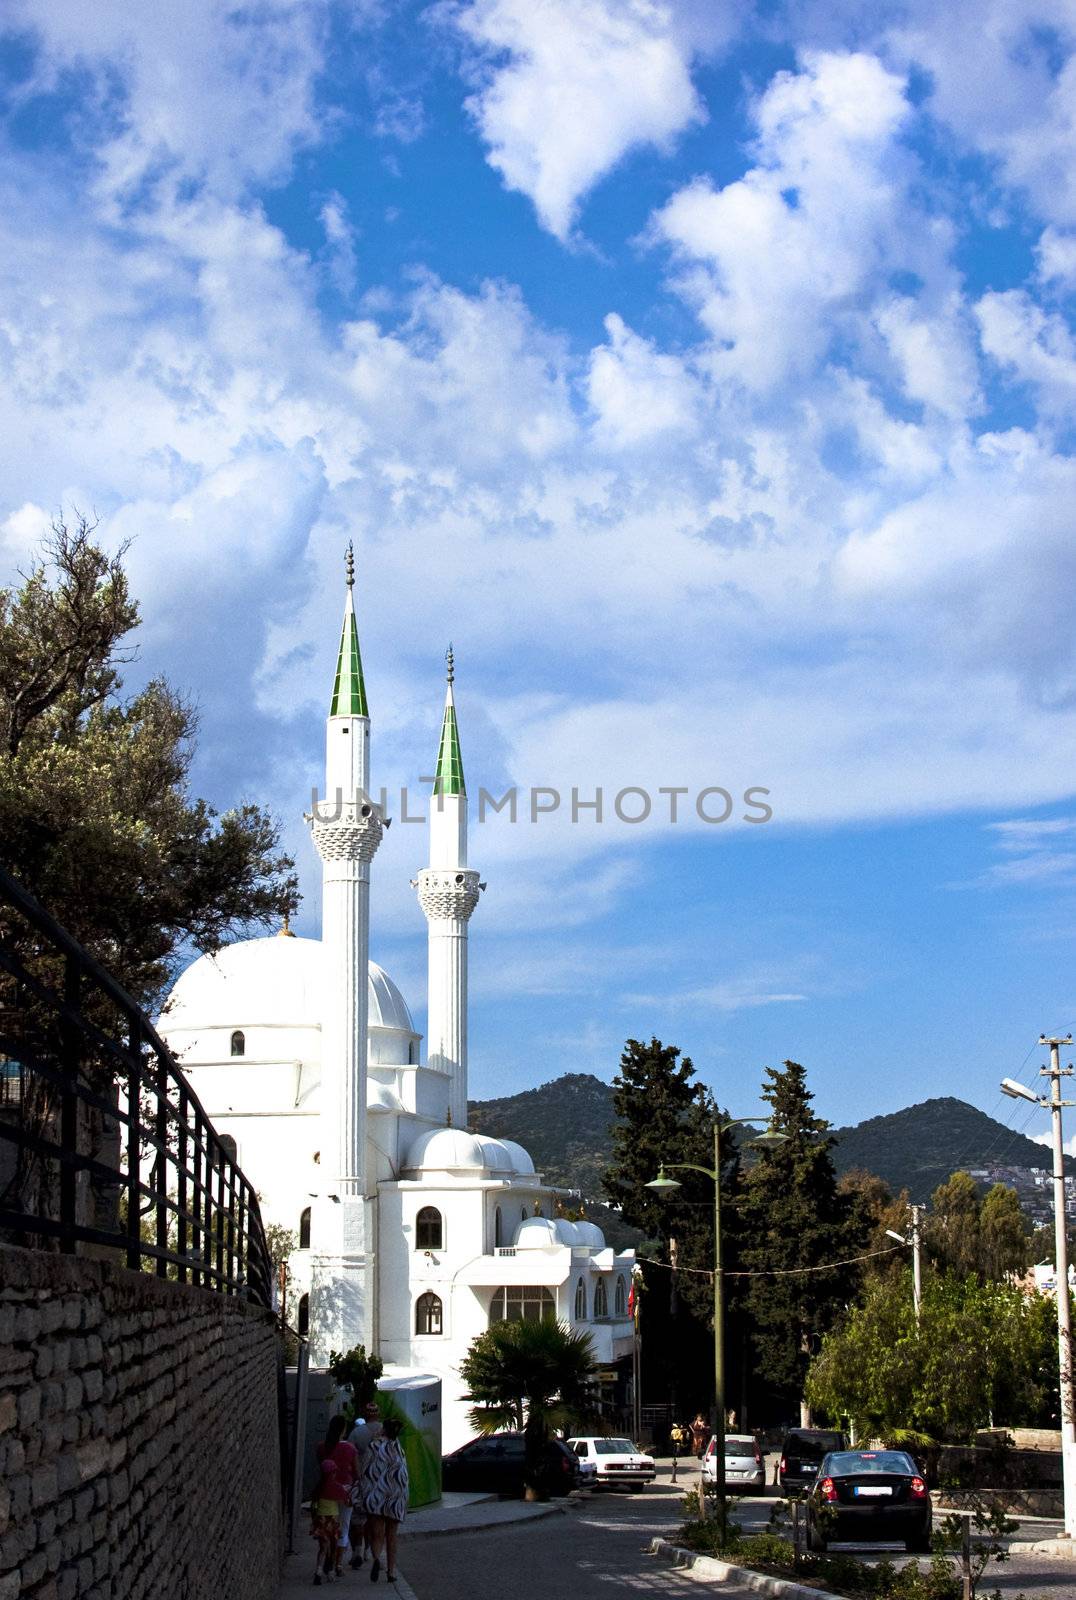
<box><xmin>414</xmin><ymin>648</ymin><xmax>482</xmax><ymax>1129</ymax></box>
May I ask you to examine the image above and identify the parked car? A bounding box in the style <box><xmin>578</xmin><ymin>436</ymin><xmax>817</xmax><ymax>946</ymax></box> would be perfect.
<box><xmin>441</xmin><ymin>1433</ymin><xmax>582</xmax><ymax>1497</ymax></box>
<box><xmin>703</xmin><ymin>1434</ymin><xmax>765</xmax><ymax>1493</ymax></box>
<box><xmin>567</xmin><ymin>1436</ymin><xmax>657</xmax><ymax>1490</ymax></box>
<box><xmin>806</xmin><ymin>1449</ymin><xmax>932</xmax><ymax>1552</ymax></box>
<box><xmin>779</xmin><ymin>1428</ymin><xmax>848</xmax><ymax>1493</ymax></box>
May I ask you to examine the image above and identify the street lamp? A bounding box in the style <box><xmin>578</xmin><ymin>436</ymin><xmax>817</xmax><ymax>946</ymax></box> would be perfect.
<box><xmin>885</xmin><ymin>1209</ymin><xmax>923</xmax><ymax>1325</ymax></box>
<box><xmin>646</xmin><ymin>1115</ymin><xmax>788</xmax><ymax>1535</ymax></box>
<box><xmin>1001</xmin><ymin>1037</ymin><xmax>1076</xmax><ymax>1539</ymax></box>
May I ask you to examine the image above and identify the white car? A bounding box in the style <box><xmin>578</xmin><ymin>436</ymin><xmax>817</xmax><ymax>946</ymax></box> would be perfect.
<box><xmin>703</xmin><ymin>1434</ymin><xmax>766</xmax><ymax>1494</ymax></box>
<box><xmin>568</xmin><ymin>1436</ymin><xmax>657</xmax><ymax>1490</ymax></box>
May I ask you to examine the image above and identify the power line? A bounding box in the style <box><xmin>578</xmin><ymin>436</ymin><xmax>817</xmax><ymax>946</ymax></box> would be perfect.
<box><xmin>636</xmin><ymin>1243</ymin><xmax>903</xmax><ymax>1279</ymax></box>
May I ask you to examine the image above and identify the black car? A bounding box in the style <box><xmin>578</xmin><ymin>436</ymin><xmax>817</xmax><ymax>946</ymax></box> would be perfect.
<box><xmin>779</xmin><ymin>1428</ymin><xmax>848</xmax><ymax>1493</ymax></box>
<box><xmin>441</xmin><ymin>1433</ymin><xmax>582</xmax><ymax>1498</ymax></box>
<box><xmin>806</xmin><ymin>1450</ymin><xmax>932</xmax><ymax>1552</ymax></box>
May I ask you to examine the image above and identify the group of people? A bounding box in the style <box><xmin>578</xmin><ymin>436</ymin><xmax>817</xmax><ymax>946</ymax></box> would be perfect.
<box><xmin>668</xmin><ymin>1415</ymin><xmax>712</xmax><ymax>1479</ymax></box>
<box><xmin>311</xmin><ymin>1401</ymin><xmax>410</xmax><ymax>1587</ymax></box>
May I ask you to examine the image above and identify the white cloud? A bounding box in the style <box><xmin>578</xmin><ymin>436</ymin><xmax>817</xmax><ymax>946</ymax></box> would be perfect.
<box><xmin>977</xmin><ymin>290</ymin><xmax>1076</xmax><ymax>411</ymax></box>
<box><xmin>586</xmin><ymin>314</ymin><xmax>702</xmax><ymax>448</ymax></box>
<box><xmin>873</xmin><ymin>295</ymin><xmax>982</xmax><ymax>419</ymax></box>
<box><xmin>447</xmin><ymin>0</ymin><xmax>721</xmax><ymax>239</ymax></box>
<box><xmin>652</xmin><ymin>52</ymin><xmax>922</xmax><ymax>394</ymax></box>
<box><xmin>3</xmin><ymin>0</ymin><xmax>340</xmax><ymax>208</ymax></box>
<box><xmin>1036</xmin><ymin>226</ymin><xmax>1076</xmax><ymax>289</ymax></box>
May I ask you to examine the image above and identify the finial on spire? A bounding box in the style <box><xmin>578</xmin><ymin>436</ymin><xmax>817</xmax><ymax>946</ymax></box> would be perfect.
<box><xmin>345</xmin><ymin>541</ymin><xmax>355</xmax><ymax>589</ymax></box>
<box><xmin>446</xmin><ymin>643</ymin><xmax>454</xmax><ymax>685</ymax></box>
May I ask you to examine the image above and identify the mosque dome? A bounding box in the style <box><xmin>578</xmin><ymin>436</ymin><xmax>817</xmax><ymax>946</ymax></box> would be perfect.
<box><xmin>405</xmin><ymin>1127</ymin><xmax>491</xmax><ymax>1174</ymax></box>
<box><xmin>514</xmin><ymin>1216</ymin><xmax>562</xmax><ymax>1250</ymax></box>
<box><xmin>474</xmin><ymin>1135</ymin><xmax>514</xmax><ymax>1173</ymax></box>
<box><xmin>159</xmin><ymin>934</ymin><xmax>418</xmax><ymax>1062</ymax></box>
<box><xmin>496</xmin><ymin>1138</ymin><xmax>536</xmax><ymax>1176</ymax></box>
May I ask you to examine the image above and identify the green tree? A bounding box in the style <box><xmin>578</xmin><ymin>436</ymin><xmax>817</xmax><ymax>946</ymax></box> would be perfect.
<box><xmin>925</xmin><ymin>1173</ymin><xmax>1029</xmax><ymax>1280</ymax></box>
<box><xmin>602</xmin><ymin>1037</ymin><xmax>734</xmax><ymax>1419</ymax></box>
<box><xmin>978</xmin><ymin>1184</ymin><xmax>1031</xmax><ymax>1279</ymax></box>
<box><xmin>328</xmin><ymin>1343</ymin><xmax>384</xmax><ymax>1418</ymax></box>
<box><xmin>459</xmin><ymin>1319</ymin><xmax>596</xmax><ymax>1498</ymax></box>
<box><xmin>806</xmin><ymin>1269</ymin><xmax>1057</xmax><ymax>1440</ymax></box>
<box><xmin>0</xmin><ymin>516</ymin><xmax>297</xmax><ymax>1007</ymax></box>
<box><xmin>739</xmin><ymin>1060</ymin><xmax>861</xmax><ymax>1419</ymax></box>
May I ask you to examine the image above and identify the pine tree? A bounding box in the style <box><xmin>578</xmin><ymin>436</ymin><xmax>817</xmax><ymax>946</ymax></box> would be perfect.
<box><xmin>602</xmin><ymin>1037</ymin><xmax>743</xmax><ymax>1422</ymax></box>
<box><xmin>739</xmin><ymin>1060</ymin><xmax>861</xmax><ymax>1420</ymax></box>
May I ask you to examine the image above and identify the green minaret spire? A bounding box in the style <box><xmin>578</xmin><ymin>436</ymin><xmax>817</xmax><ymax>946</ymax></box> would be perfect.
<box><xmin>329</xmin><ymin>541</ymin><xmax>369</xmax><ymax>717</ymax></box>
<box><xmin>434</xmin><ymin>644</ymin><xmax>465</xmax><ymax>796</ymax></box>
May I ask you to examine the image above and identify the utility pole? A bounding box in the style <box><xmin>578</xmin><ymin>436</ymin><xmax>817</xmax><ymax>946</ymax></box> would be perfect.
<box><xmin>910</xmin><ymin>1204</ymin><xmax>922</xmax><ymax>1326</ymax></box>
<box><xmin>1002</xmin><ymin>1036</ymin><xmax>1076</xmax><ymax>1538</ymax></box>
<box><xmin>885</xmin><ymin>1207</ymin><xmax>923</xmax><ymax>1327</ymax></box>
<box><xmin>1046</xmin><ymin>1037</ymin><xmax>1076</xmax><ymax>1540</ymax></box>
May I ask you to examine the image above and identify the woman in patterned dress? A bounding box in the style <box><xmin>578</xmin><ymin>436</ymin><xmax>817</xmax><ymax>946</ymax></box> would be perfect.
<box><xmin>360</xmin><ymin>1418</ymin><xmax>409</xmax><ymax>1583</ymax></box>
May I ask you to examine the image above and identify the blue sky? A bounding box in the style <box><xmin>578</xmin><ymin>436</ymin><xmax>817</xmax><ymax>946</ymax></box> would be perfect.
<box><xmin>3</xmin><ymin>1</ymin><xmax>1076</xmax><ymax>1136</ymax></box>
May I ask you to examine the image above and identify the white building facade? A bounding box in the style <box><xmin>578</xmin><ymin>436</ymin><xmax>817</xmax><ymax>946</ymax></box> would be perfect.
<box><xmin>159</xmin><ymin>553</ymin><xmax>636</xmax><ymax>1451</ymax></box>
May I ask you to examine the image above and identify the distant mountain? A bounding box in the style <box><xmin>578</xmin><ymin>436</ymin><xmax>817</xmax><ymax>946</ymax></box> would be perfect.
<box><xmin>829</xmin><ymin>1095</ymin><xmax>1073</xmax><ymax>1203</ymax></box>
<box><xmin>469</xmin><ymin>1075</ymin><xmax>1068</xmax><ymax>1213</ymax></box>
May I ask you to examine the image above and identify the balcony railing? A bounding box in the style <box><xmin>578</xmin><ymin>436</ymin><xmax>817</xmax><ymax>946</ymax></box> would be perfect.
<box><xmin>0</xmin><ymin>865</ymin><xmax>273</xmax><ymax>1308</ymax></box>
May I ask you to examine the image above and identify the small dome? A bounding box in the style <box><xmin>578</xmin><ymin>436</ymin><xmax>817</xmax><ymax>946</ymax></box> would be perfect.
<box><xmin>514</xmin><ymin>1216</ymin><xmax>562</xmax><ymax>1250</ymax></box>
<box><xmin>475</xmin><ymin>1136</ymin><xmax>513</xmax><ymax>1173</ymax></box>
<box><xmin>405</xmin><ymin>1127</ymin><xmax>490</xmax><ymax>1173</ymax></box>
<box><xmin>497</xmin><ymin>1139</ymin><xmax>536</xmax><ymax>1176</ymax></box>
<box><xmin>369</xmin><ymin>962</ymin><xmax>415</xmax><ymax>1034</ymax></box>
<box><xmin>574</xmin><ymin>1220</ymin><xmax>606</xmax><ymax>1249</ymax></box>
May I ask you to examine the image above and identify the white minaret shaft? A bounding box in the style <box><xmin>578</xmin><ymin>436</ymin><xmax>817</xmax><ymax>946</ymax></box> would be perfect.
<box><xmin>415</xmin><ymin>648</ymin><xmax>481</xmax><ymax>1130</ymax></box>
<box><xmin>309</xmin><ymin>543</ymin><xmax>382</xmax><ymax>1362</ymax></box>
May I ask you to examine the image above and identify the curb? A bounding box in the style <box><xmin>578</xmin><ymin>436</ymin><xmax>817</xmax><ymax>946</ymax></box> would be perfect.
<box><xmin>405</xmin><ymin>1498</ymin><xmax>574</xmax><ymax>1540</ymax></box>
<box><xmin>1006</xmin><ymin>1539</ymin><xmax>1076</xmax><ymax>1558</ymax></box>
<box><xmin>648</xmin><ymin>1537</ymin><xmax>836</xmax><ymax>1598</ymax></box>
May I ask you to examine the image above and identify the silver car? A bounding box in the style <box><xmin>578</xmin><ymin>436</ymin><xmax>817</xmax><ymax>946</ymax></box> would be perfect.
<box><xmin>702</xmin><ymin>1434</ymin><xmax>765</xmax><ymax>1493</ymax></box>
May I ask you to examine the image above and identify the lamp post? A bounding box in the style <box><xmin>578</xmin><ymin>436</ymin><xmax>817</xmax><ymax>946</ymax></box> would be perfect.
<box><xmin>646</xmin><ymin>1115</ymin><xmax>787</xmax><ymax>1535</ymax></box>
<box><xmin>1001</xmin><ymin>1039</ymin><xmax>1076</xmax><ymax>1539</ymax></box>
<box><xmin>885</xmin><ymin>1206</ymin><xmax>922</xmax><ymax>1326</ymax></box>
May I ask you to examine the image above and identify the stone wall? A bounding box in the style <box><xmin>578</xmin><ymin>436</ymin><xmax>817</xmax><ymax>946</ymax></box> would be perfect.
<box><xmin>0</xmin><ymin>1245</ymin><xmax>282</xmax><ymax>1600</ymax></box>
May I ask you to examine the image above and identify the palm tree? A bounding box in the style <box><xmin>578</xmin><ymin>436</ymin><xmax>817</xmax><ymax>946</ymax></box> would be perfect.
<box><xmin>460</xmin><ymin>1318</ymin><xmax>597</xmax><ymax>1498</ymax></box>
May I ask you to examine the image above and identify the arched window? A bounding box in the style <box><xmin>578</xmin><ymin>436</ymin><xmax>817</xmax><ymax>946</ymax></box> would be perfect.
<box><xmin>416</xmin><ymin>1207</ymin><xmax>443</xmax><ymax>1250</ymax></box>
<box><xmin>521</xmin><ymin>1207</ymin><xmax>528</xmax><ymax>1224</ymax></box>
<box><xmin>574</xmin><ymin>1277</ymin><xmax>587</xmax><ymax>1321</ymax></box>
<box><xmin>489</xmin><ymin>1286</ymin><xmax>556</xmax><ymax>1327</ymax></box>
<box><xmin>494</xmin><ymin>1206</ymin><xmax>503</xmax><ymax>1249</ymax></box>
<box><xmin>614</xmin><ymin>1275</ymin><xmax>626</xmax><ymax>1317</ymax></box>
<box><xmin>230</xmin><ymin>1030</ymin><xmax>245</xmax><ymax>1057</ymax></box>
<box><xmin>408</xmin><ymin>1040</ymin><xmax>417</xmax><ymax>1064</ymax></box>
<box><xmin>594</xmin><ymin>1278</ymin><xmax>608</xmax><ymax>1318</ymax></box>
<box><xmin>299</xmin><ymin>1207</ymin><xmax>311</xmax><ymax>1249</ymax></box>
<box><xmin>415</xmin><ymin>1292</ymin><xmax>443</xmax><ymax>1335</ymax></box>
<box><xmin>297</xmin><ymin>1294</ymin><xmax>309</xmax><ymax>1336</ymax></box>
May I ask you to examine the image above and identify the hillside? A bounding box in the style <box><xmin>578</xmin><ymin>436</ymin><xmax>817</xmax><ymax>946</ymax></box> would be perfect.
<box><xmin>469</xmin><ymin>1076</ymin><xmax>1066</xmax><ymax>1212</ymax></box>
<box><xmin>829</xmin><ymin>1095</ymin><xmax>1072</xmax><ymax>1203</ymax></box>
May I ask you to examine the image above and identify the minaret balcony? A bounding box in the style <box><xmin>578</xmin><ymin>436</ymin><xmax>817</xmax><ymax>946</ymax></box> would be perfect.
<box><xmin>414</xmin><ymin>867</ymin><xmax>481</xmax><ymax>921</ymax></box>
<box><xmin>309</xmin><ymin>800</ymin><xmax>384</xmax><ymax>863</ymax></box>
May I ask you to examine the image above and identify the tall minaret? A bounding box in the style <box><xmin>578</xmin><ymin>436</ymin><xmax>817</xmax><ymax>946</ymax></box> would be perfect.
<box><xmin>414</xmin><ymin>648</ymin><xmax>482</xmax><ymax>1129</ymax></box>
<box><xmin>308</xmin><ymin>544</ymin><xmax>383</xmax><ymax>1363</ymax></box>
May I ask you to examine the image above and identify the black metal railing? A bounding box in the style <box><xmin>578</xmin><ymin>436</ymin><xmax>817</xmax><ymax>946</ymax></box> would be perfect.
<box><xmin>0</xmin><ymin>864</ymin><xmax>273</xmax><ymax>1308</ymax></box>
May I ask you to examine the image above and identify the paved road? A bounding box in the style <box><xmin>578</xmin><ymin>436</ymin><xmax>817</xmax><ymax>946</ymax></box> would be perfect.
<box><xmin>397</xmin><ymin>1472</ymin><xmax>1076</xmax><ymax>1600</ymax></box>
<box><xmin>397</xmin><ymin>1480</ymin><xmax>744</xmax><ymax>1600</ymax></box>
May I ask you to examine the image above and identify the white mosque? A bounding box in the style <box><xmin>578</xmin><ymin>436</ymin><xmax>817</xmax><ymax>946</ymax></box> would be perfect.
<box><xmin>158</xmin><ymin>550</ymin><xmax>636</xmax><ymax>1450</ymax></box>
